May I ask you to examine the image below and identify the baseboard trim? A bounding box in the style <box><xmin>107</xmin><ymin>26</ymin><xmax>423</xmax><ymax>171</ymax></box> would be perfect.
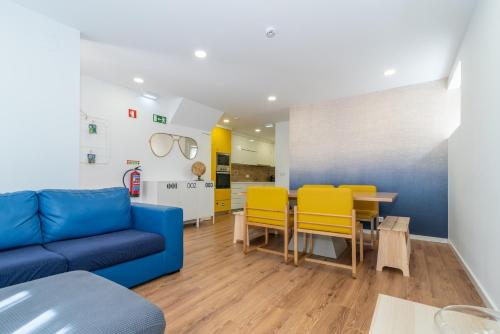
<box><xmin>361</xmin><ymin>229</ymin><xmax>448</xmax><ymax>244</ymax></box>
<box><xmin>449</xmin><ymin>240</ymin><xmax>497</xmax><ymax>310</ymax></box>
<box><xmin>409</xmin><ymin>234</ymin><xmax>448</xmax><ymax>243</ymax></box>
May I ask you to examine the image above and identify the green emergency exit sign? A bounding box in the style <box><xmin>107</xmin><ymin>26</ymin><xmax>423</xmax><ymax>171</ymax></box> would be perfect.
<box><xmin>153</xmin><ymin>114</ymin><xmax>167</xmax><ymax>124</ymax></box>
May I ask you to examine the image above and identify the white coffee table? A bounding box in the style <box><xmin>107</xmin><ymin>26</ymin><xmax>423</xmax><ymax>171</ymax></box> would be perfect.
<box><xmin>369</xmin><ymin>294</ymin><xmax>496</xmax><ymax>334</ymax></box>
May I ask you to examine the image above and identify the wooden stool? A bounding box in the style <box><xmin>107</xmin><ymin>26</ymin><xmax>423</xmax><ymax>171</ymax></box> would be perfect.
<box><xmin>233</xmin><ymin>211</ymin><xmax>264</xmax><ymax>245</ymax></box>
<box><xmin>233</xmin><ymin>211</ymin><xmax>245</xmax><ymax>244</ymax></box>
<box><xmin>376</xmin><ymin>216</ymin><xmax>411</xmax><ymax>277</ymax></box>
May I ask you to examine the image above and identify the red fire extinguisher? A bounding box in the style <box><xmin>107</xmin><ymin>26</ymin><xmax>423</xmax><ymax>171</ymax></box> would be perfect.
<box><xmin>122</xmin><ymin>166</ymin><xmax>142</xmax><ymax>197</ymax></box>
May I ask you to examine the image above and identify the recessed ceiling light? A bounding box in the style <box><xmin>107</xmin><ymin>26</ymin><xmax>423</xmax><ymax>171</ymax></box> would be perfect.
<box><xmin>255</xmin><ymin>128</ymin><xmax>261</xmax><ymax>133</ymax></box>
<box><xmin>249</xmin><ymin>139</ymin><xmax>255</xmax><ymax>142</ymax></box>
<box><xmin>384</xmin><ymin>69</ymin><xmax>396</xmax><ymax>77</ymax></box>
<box><xmin>264</xmin><ymin>123</ymin><xmax>274</xmax><ymax>128</ymax></box>
<box><xmin>143</xmin><ymin>93</ymin><xmax>158</xmax><ymax>100</ymax></box>
<box><xmin>223</xmin><ymin>119</ymin><xmax>230</xmax><ymax>123</ymax></box>
<box><xmin>194</xmin><ymin>50</ymin><xmax>207</xmax><ymax>58</ymax></box>
<box><xmin>133</xmin><ymin>77</ymin><xmax>144</xmax><ymax>84</ymax></box>
<box><xmin>268</xmin><ymin>96</ymin><xmax>277</xmax><ymax>102</ymax></box>
<box><xmin>265</xmin><ymin>27</ymin><xmax>277</xmax><ymax>39</ymax></box>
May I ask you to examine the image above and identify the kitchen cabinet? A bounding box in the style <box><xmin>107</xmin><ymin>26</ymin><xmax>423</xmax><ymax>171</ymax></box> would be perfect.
<box><xmin>231</xmin><ymin>182</ymin><xmax>275</xmax><ymax>210</ymax></box>
<box><xmin>232</xmin><ymin>134</ymin><xmax>275</xmax><ymax>166</ymax></box>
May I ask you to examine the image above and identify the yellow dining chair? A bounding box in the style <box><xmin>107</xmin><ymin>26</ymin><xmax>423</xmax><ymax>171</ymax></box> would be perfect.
<box><xmin>294</xmin><ymin>187</ymin><xmax>363</xmax><ymax>278</ymax></box>
<box><xmin>339</xmin><ymin>185</ymin><xmax>379</xmax><ymax>247</ymax></box>
<box><xmin>297</xmin><ymin>185</ymin><xmax>335</xmax><ymax>253</ymax></box>
<box><xmin>244</xmin><ymin>186</ymin><xmax>290</xmax><ymax>263</ymax></box>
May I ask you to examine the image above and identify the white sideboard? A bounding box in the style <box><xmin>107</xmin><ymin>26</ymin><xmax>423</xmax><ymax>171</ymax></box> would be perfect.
<box><xmin>231</xmin><ymin>182</ymin><xmax>275</xmax><ymax>210</ymax></box>
<box><xmin>142</xmin><ymin>180</ymin><xmax>214</xmax><ymax>227</ymax></box>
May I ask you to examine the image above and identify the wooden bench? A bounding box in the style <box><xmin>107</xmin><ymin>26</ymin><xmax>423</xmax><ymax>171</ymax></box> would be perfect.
<box><xmin>376</xmin><ymin>216</ymin><xmax>411</xmax><ymax>277</ymax></box>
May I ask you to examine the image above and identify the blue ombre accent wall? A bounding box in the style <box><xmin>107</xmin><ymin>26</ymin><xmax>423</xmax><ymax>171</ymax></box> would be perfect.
<box><xmin>290</xmin><ymin>80</ymin><xmax>460</xmax><ymax>238</ymax></box>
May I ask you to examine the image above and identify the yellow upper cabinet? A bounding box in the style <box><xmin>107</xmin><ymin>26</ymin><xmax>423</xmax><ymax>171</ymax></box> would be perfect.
<box><xmin>211</xmin><ymin>127</ymin><xmax>232</xmax><ymax>154</ymax></box>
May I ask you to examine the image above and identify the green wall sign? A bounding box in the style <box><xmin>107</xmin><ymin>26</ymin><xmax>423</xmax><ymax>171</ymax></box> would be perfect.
<box><xmin>153</xmin><ymin>114</ymin><xmax>167</xmax><ymax>124</ymax></box>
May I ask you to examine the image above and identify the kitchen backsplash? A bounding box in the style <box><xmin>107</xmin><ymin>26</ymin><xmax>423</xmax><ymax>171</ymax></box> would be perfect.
<box><xmin>231</xmin><ymin>163</ymin><xmax>275</xmax><ymax>182</ymax></box>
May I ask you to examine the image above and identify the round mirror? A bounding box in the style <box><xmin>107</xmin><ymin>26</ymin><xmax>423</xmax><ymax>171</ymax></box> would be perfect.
<box><xmin>179</xmin><ymin>137</ymin><xmax>198</xmax><ymax>160</ymax></box>
<box><xmin>149</xmin><ymin>133</ymin><xmax>174</xmax><ymax>157</ymax></box>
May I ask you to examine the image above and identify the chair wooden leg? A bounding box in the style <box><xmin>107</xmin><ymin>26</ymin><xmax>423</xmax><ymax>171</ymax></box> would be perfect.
<box><xmin>370</xmin><ymin>218</ymin><xmax>375</xmax><ymax>248</ymax></box>
<box><xmin>360</xmin><ymin>225</ymin><xmax>364</xmax><ymax>263</ymax></box>
<box><xmin>309</xmin><ymin>234</ymin><xmax>314</xmax><ymax>255</ymax></box>
<box><xmin>294</xmin><ymin>233</ymin><xmax>298</xmax><ymax>266</ymax></box>
<box><xmin>294</xmin><ymin>206</ymin><xmax>298</xmax><ymax>266</ymax></box>
<box><xmin>351</xmin><ymin>212</ymin><xmax>357</xmax><ymax>278</ymax></box>
<box><xmin>284</xmin><ymin>225</ymin><xmax>289</xmax><ymax>263</ymax></box>
<box><xmin>265</xmin><ymin>227</ymin><xmax>269</xmax><ymax>245</ymax></box>
<box><xmin>301</xmin><ymin>233</ymin><xmax>308</xmax><ymax>256</ymax></box>
<box><xmin>351</xmin><ymin>237</ymin><xmax>357</xmax><ymax>278</ymax></box>
<box><xmin>243</xmin><ymin>221</ymin><xmax>248</xmax><ymax>254</ymax></box>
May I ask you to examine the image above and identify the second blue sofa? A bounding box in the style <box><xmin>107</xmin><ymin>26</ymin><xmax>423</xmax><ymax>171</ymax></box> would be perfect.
<box><xmin>0</xmin><ymin>187</ymin><xmax>183</xmax><ymax>288</ymax></box>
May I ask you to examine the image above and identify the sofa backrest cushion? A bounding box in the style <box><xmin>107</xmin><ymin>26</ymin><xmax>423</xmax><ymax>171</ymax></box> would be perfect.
<box><xmin>0</xmin><ymin>191</ymin><xmax>42</xmax><ymax>251</ymax></box>
<box><xmin>38</xmin><ymin>188</ymin><xmax>132</xmax><ymax>243</ymax></box>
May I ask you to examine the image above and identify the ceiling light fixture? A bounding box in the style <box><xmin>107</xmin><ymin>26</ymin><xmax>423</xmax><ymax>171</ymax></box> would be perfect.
<box><xmin>255</xmin><ymin>128</ymin><xmax>261</xmax><ymax>133</ymax></box>
<box><xmin>223</xmin><ymin>119</ymin><xmax>230</xmax><ymax>123</ymax></box>
<box><xmin>267</xmin><ymin>96</ymin><xmax>277</xmax><ymax>102</ymax></box>
<box><xmin>264</xmin><ymin>123</ymin><xmax>274</xmax><ymax>128</ymax></box>
<box><xmin>194</xmin><ymin>50</ymin><xmax>207</xmax><ymax>58</ymax></box>
<box><xmin>143</xmin><ymin>93</ymin><xmax>158</xmax><ymax>100</ymax></box>
<box><xmin>249</xmin><ymin>139</ymin><xmax>255</xmax><ymax>142</ymax></box>
<box><xmin>384</xmin><ymin>68</ymin><xmax>396</xmax><ymax>77</ymax></box>
<box><xmin>265</xmin><ymin>27</ymin><xmax>277</xmax><ymax>39</ymax></box>
<box><xmin>133</xmin><ymin>77</ymin><xmax>144</xmax><ymax>84</ymax></box>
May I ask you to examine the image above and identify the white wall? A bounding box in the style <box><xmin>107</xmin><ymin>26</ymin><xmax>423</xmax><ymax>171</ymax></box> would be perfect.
<box><xmin>274</xmin><ymin>121</ymin><xmax>290</xmax><ymax>189</ymax></box>
<box><xmin>0</xmin><ymin>1</ymin><xmax>80</xmax><ymax>192</ymax></box>
<box><xmin>80</xmin><ymin>76</ymin><xmax>213</xmax><ymax>192</ymax></box>
<box><xmin>290</xmin><ymin>80</ymin><xmax>459</xmax><ymax>238</ymax></box>
<box><xmin>449</xmin><ymin>0</ymin><xmax>500</xmax><ymax>309</ymax></box>
<box><xmin>232</xmin><ymin>133</ymin><xmax>275</xmax><ymax>166</ymax></box>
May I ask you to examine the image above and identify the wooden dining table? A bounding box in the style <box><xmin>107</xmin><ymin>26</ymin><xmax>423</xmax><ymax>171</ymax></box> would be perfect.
<box><xmin>287</xmin><ymin>190</ymin><xmax>398</xmax><ymax>203</ymax></box>
<box><xmin>238</xmin><ymin>190</ymin><xmax>399</xmax><ymax>203</ymax></box>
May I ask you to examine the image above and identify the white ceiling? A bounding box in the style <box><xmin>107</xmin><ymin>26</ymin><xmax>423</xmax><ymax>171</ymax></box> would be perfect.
<box><xmin>14</xmin><ymin>0</ymin><xmax>476</xmax><ymax>141</ymax></box>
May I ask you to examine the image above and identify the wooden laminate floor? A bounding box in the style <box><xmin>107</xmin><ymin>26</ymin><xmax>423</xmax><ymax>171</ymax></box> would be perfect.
<box><xmin>134</xmin><ymin>214</ymin><xmax>483</xmax><ymax>334</ymax></box>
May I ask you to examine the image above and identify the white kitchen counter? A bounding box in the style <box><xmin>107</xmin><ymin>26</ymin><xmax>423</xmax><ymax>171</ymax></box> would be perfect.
<box><xmin>231</xmin><ymin>182</ymin><xmax>275</xmax><ymax>209</ymax></box>
<box><xmin>232</xmin><ymin>181</ymin><xmax>275</xmax><ymax>184</ymax></box>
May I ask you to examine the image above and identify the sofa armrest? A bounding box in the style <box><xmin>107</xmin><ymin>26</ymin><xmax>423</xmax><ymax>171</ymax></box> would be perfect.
<box><xmin>131</xmin><ymin>203</ymin><xmax>184</xmax><ymax>270</ymax></box>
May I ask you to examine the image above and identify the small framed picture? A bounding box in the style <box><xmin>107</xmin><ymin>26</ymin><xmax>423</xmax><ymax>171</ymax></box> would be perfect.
<box><xmin>87</xmin><ymin>152</ymin><xmax>96</xmax><ymax>164</ymax></box>
<box><xmin>88</xmin><ymin>122</ymin><xmax>97</xmax><ymax>134</ymax></box>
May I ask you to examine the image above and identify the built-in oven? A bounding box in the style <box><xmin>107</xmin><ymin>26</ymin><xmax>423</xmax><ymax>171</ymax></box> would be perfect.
<box><xmin>216</xmin><ymin>172</ymin><xmax>230</xmax><ymax>189</ymax></box>
<box><xmin>215</xmin><ymin>153</ymin><xmax>231</xmax><ymax>189</ymax></box>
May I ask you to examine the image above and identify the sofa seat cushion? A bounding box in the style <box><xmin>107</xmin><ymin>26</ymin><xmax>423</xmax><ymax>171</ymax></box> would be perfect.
<box><xmin>0</xmin><ymin>245</ymin><xmax>67</xmax><ymax>288</ymax></box>
<box><xmin>44</xmin><ymin>229</ymin><xmax>165</xmax><ymax>271</ymax></box>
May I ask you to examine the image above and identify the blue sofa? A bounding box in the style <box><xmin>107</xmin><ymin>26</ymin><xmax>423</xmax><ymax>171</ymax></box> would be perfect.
<box><xmin>0</xmin><ymin>187</ymin><xmax>183</xmax><ymax>288</ymax></box>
